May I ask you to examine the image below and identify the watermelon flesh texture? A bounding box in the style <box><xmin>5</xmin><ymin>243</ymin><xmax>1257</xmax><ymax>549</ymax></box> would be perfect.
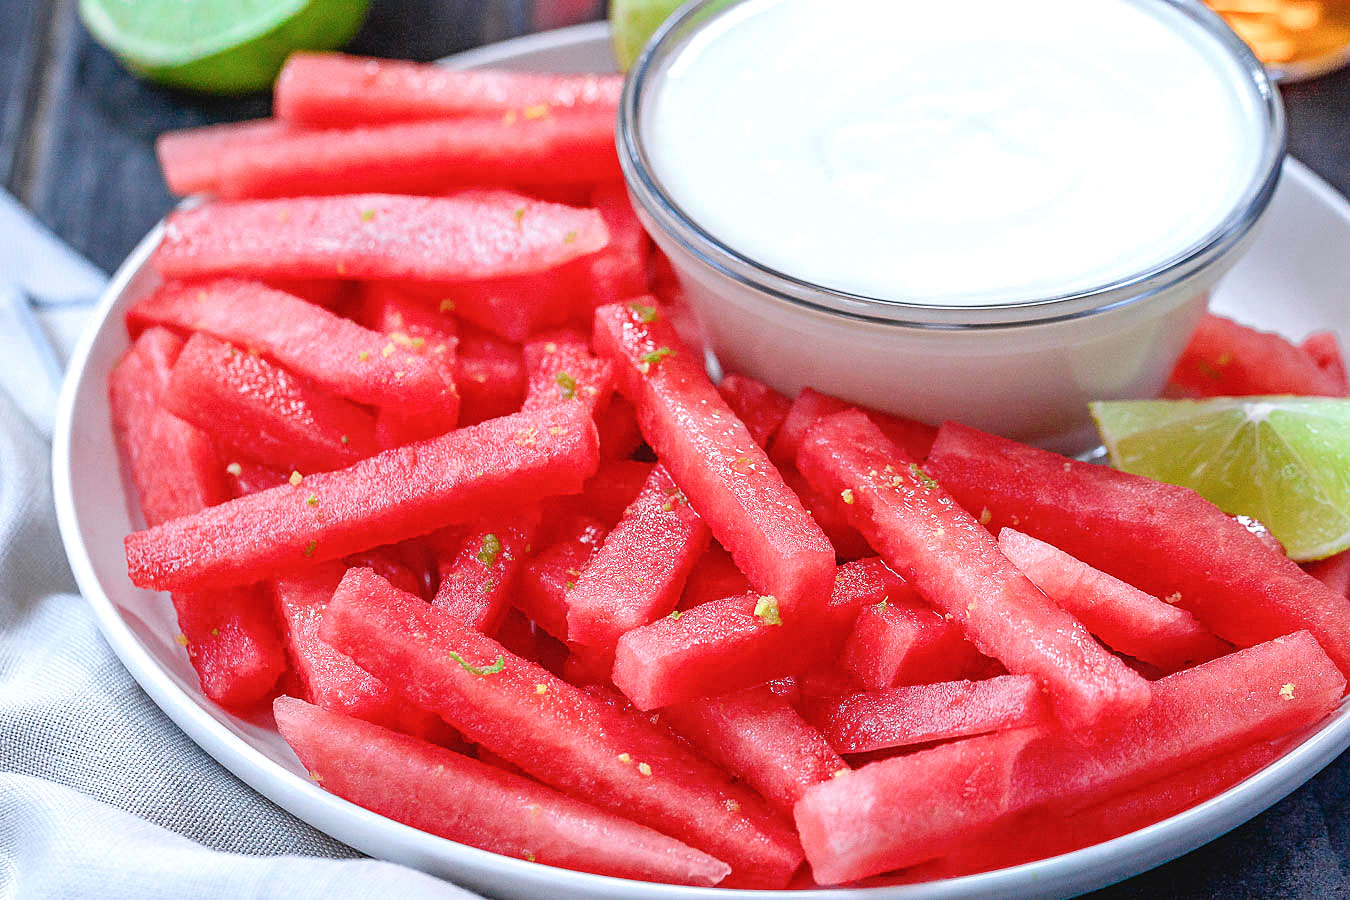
<box><xmin>155</xmin><ymin>117</ymin><xmax>294</xmax><ymax>196</ymax></box>
<box><xmin>566</xmin><ymin>464</ymin><xmax>711</xmax><ymax>651</ymax></box>
<box><xmin>595</xmin><ymin>394</ymin><xmax>645</xmax><ymax>460</ymax></box>
<box><xmin>213</xmin><ymin>114</ymin><xmax>621</xmax><ymax>200</ymax></box>
<box><xmin>779</xmin><ymin>464</ymin><xmax>874</xmax><ymax>561</ymax></box>
<box><xmin>131</xmin><ymin>278</ymin><xmax>457</xmax><ymax>421</ymax></box>
<box><xmin>662</xmin><ymin>685</ymin><xmax>847</xmax><ymax>818</ymax></box>
<box><xmin>320</xmin><ymin>568</ymin><xmax>803</xmax><ymax>888</ymax></box>
<box><xmin>392</xmin><ymin>273</ymin><xmax>583</xmax><ymax>346</ymax></box>
<box><xmin>842</xmin><ymin>592</ymin><xmax>994</xmax><ymax>692</ymax></box>
<box><xmin>801</xmin><ymin>675</ymin><xmax>1049</xmax><ymax>754</ymax></box>
<box><xmin>771</xmin><ymin>387</ymin><xmax>937</xmax><ymax>467</ymax></box>
<box><xmin>455</xmin><ymin>326</ymin><xmax>526</xmax><ymax>425</ymax></box>
<box><xmin>578</xmin><ymin>182</ymin><xmax>651</xmax><ymax>310</ymax></box>
<box><xmin>1168</xmin><ymin>313</ymin><xmax>1346</xmax><ymax>397</ymax></box>
<box><xmin>680</xmin><ymin>542</ymin><xmax>752</xmax><ymax>610</ymax></box>
<box><xmin>274</xmin><ymin>697</ymin><xmax>730</xmax><ymax>886</ymax></box>
<box><xmin>795</xmin><ymin>630</ymin><xmax>1344</xmax><ymax>884</ymax></box>
<box><xmin>109</xmin><ymin>328</ymin><xmax>285</xmax><ymax>708</ymax></box>
<box><xmin>612</xmin><ymin>557</ymin><xmax>903</xmax><ymax>710</ymax></box>
<box><xmin>717</xmin><ymin>374</ymin><xmax>792</xmax><ymax>448</ymax></box>
<box><xmin>796</xmin><ymin>410</ymin><xmax>1150</xmax><ymax>730</ymax></box>
<box><xmin>926</xmin><ymin>421</ymin><xmax>1350</xmax><ymax>676</ymax></box>
<box><xmin>153</xmin><ymin>193</ymin><xmax>609</xmax><ymax>283</ymax></box>
<box><xmin>542</xmin><ymin>458</ymin><xmax>653</xmax><ymax>537</ymax></box>
<box><xmin>431</xmin><ymin>511</ymin><xmax>541</xmax><ymax>634</ymax></box>
<box><xmin>275</xmin><ymin>53</ymin><xmax>623</xmax><ymax>126</ymax></box>
<box><xmin>274</xmin><ymin>564</ymin><xmax>448</xmax><ymax>741</ymax></box>
<box><xmin>1306</xmin><ymin>549</ymin><xmax>1350</xmax><ymax>599</ymax></box>
<box><xmin>1302</xmin><ymin>331</ymin><xmax>1350</xmax><ymax>392</ymax></box>
<box><xmin>913</xmin><ymin>738</ymin><xmax>1285</xmax><ymax>879</ymax></box>
<box><xmin>513</xmin><ymin>515</ymin><xmax>609</xmax><ymax>642</ymax></box>
<box><xmin>162</xmin><ymin>332</ymin><xmax>378</xmax><ymax>474</ymax></box>
<box><xmin>593</xmin><ymin>299</ymin><xmax>835</xmax><ymax>615</ymax></box>
<box><xmin>998</xmin><ymin>528</ymin><xmax>1230</xmax><ymax>671</ymax></box>
<box><xmin>522</xmin><ymin>335</ymin><xmax>616</xmax><ymax>418</ymax></box>
<box><xmin>124</xmin><ymin>404</ymin><xmax>599</xmax><ymax>594</ymax></box>
<box><xmin>362</xmin><ymin>282</ymin><xmax>461</xmax><ymax>445</ymax></box>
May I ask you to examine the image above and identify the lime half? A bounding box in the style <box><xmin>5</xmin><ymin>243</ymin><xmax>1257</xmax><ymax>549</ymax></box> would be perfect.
<box><xmin>610</xmin><ymin>0</ymin><xmax>685</xmax><ymax>70</ymax></box>
<box><xmin>80</xmin><ymin>0</ymin><xmax>370</xmax><ymax>94</ymax></box>
<box><xmin>1091</xmin><ymin>397</ymin><xmax>1350</xmax><ymax>561</ymax></box>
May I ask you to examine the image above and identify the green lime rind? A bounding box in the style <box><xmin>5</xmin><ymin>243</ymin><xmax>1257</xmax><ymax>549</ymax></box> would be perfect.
<box><xmin>609</xmin><ymin>0</ymin><xmax>686</xmax><ymax>71</ymax></box>
<box><xmin>80</xmin><ymin>0</ymin><xmax>370</xmax><ymax>94</ymax></box>
<box><xmin>1091</xmin><ymin>396</ymin><xmax>1350</xmax><ymax>561</ymax></box>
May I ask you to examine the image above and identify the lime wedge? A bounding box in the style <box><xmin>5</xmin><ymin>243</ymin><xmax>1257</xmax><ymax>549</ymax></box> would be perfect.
<box><xmin>79</xmin><ymin>0</ymin><xmax>370</xmax><ymax>94</ymax></box>
<box><xmin>610</xmin><ymin>0</ymin><xmax>685</xmax><ymax>71</ymax></box>
<box><xmin>1091</xmin><ymin>397</ymin><xmax>1350</xmax><ymax>561</ymax></box>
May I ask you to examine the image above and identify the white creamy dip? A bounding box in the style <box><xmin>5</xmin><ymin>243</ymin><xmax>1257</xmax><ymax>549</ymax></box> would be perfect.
<box><xmin>641</xmin><ymin>0</ymin><xmax>1267</xmax><ymax>306</ymax></box>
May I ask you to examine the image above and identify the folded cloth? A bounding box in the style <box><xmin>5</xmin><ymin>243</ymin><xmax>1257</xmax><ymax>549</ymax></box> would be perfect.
<box><xmin>0</xmin><ymin>196</ymin><xmax>478</xmax><ymax>897</ymax></box>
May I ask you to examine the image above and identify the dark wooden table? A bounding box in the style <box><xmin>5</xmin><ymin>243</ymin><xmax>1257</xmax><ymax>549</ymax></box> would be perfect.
<box><xmin>5</xmin><ymin>1</ymin><xmax>1350</xmax><ymax>896</ymax></box>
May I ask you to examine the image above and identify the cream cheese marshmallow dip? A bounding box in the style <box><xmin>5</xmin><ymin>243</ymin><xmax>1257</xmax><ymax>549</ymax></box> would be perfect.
<box><xmin>619</xmin><ymin>0</ymin><xmax>1284</xmax><ymax>445</ymax></box>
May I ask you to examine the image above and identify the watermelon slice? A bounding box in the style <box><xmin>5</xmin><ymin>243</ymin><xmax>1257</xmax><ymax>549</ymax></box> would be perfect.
<box><xmin>343</xmin><ymin>546</ymin><xmax>428</xmax><ymax>600</ymax></box>
<box><xmin>926</xmin><ymin>421</ymin><xmax>1350</xmax><ymax>676</ymax></box>
<box><xmin>717</xmin><ymin>374</ymin><xmax>792</xmax><ymax>448</ymax></box>
<box><xmin>594</xmin><ymin>299</ymin><xmax>835</xmax><ymax>614</ymax></box>
<box><xmin>771</xmin><ymin>387</ymin><xmax>937</xmax><ymax>466</ymax></box>
<box><xmin>612</xmin><ymin>558</ymin><xmax>902</xmax><ymax>710</ymax></box>
<box><xmin>455</xmin><ymin>326</ymin><xmax>527</xmax><ymax>425</ymax></box>
<box><xmin>153</xmin><ymin>193</ymin><xmax>609</xmax><ymax>283</ymax></box>
<box><xmin>842</xmin><ymin>595</ymin><xmax>995</xmax><ymax>692</ymax></box>
<box><xmin>273</xmin><ymin>564</ymin><xmax>447</xmax><ymax>740</ymax></box>
<box><xmin>595</xmin><ymin>394</ymin><xmax>645</xmax><ymax>460</ymax></box>
<box><xmin>275</xmin><ymin>53</ymin><xmax>623</xmax><ymax>126</ymax></box>
<box><xmin>162</xmin><ymin>332</ymin><xmax>378</xmax><ymax>473</ymax></box>
<box><xmin>1168</xmin><ymin>313</ymin><xmax>1345</xmax><ymax>397</ymax></box>
<box><xmin>131</xmin><ymin>279</ymin><xmax>456</xmax><ymax>420</ymax></box>
<box><xmin>914</xmin><ymin>738</ymin><xmax>1284</xmax><ymax>878</ymax></box>
<box><xmin>680</xmin><ymin>543</ymin><xmax>752</xmax><ymax>610</ymax></box>
<box><xmin>566</xmin><ymin>464</ymin><xmax>711</xmax><ymax>651</ymax></box>
<box><xmin>360</xmin><ymin>281</ymin><xmax>462</xmax><ymax>444</ymax></box>
<box><xmin>432</xmin><ymin>511</ymin><xmax>542</xmax><ymax>634</ymax></box>
<box><xmin>797</xmin><ymin>410</ymin><xmax>1150</xmax><ymax>730</ymax></box>
<box><xmin>794</xmin><ymin>631</ymin><xmax>1343</xmax><ymax>883</ymax></box>
<box><xmin>577</xmin><ymin>182</ymin><xmax>650</xmax><ymax>309</ymax></box>
<box><xmin>387</xmin><ymin>274</ymin><xmax>582</xmax><ymax>346</ymax></box>
<box><xmin>543</xmin><ymin>458</ymin><xmax>654</xmax><ymax>535</ymax></box>
<box><xmin>125</xmin><ymin>405</ymin><xmax>599</xmax><ymax>593</ymax></box>
<box><xmin>514</xmin><ymin>515</ymin><xmax>610</xmax><ymax>642</ymax></box>
<box><xmin>779</xmin><ymin>464</ymin><xmax>873</xmax><ymax>561</ymax></box>
<box><xmin>1306</xmin><ymin>549</ymin><xmax>1350</xmax><ymax>599</ymax></box>
<box><xmin>274</xmin><ymin>697</ymin><xmax>730</xmax><ymax>885</ymax></box>
<box><xmin>998</xmin><ymin>528</ymin><xmax>1229</xmax><ymax>671</ymax></box>
<box><xmin>155</xmin><ymin>118</ymin><xmax>294</xmax><ymax>196</ymax></box>
<box><xmin>223</xmin><ymin>459</ymin><xmax>289</xmax><ymax>498</ymax></box>
<box><xmin>523</xmin><ymin>335</ymin><xmax>616</xmax><ymax>417</ymax></box>
<box><xmin>320</xmin><ymin>568</ymin><xmax>803</xmax><ymax>887</ymax></box>
<box><xmin>109</xmin><ymin>328</ymin><xmax>285</xmax><ymax>708</ymax></box>
<box><xmin>213</xmin><ymin>114</ymin><xmax>621</xmax><ymax>200</ymax></box>
<box><xmin>662</xmin><ymin>685</ymin><xmax>847</xmax><ymax>817</ymax></box>
<box><xmin>1302</xmin><ymin>331</ymin><xmax>1350</xmax><ymax>392</ymax></box>
<box><xmin>801</xmin><ymin>675</ymin><xmax>1049</xmax><ymax>754</ymax></box>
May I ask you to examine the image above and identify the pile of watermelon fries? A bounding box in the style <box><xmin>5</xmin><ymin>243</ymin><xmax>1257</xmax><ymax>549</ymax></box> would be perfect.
<box><xmin>112</xmin><ymin>53</ymin><xmax>1350</xmax><ymax>888</ymax></box>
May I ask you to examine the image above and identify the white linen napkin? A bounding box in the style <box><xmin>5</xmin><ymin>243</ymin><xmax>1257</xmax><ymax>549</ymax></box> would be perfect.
<box><xmin>0</xmin><ymin>193</ymin><xmax>476</xmax><ymax>899</ymax></box>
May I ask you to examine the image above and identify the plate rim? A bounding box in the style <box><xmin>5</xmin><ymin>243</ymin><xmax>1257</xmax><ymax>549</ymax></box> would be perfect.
<box><xmin>49</xmin><ymin>20</ymin><xmax>1350</xmax><ymax>899</ymax></box>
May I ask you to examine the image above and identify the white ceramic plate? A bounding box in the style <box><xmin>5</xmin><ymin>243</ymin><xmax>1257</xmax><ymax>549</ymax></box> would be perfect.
<box><xmin>52</xmin><ymin>20</ymin><xmax>1350</xmax><ymax>900</ymax></box>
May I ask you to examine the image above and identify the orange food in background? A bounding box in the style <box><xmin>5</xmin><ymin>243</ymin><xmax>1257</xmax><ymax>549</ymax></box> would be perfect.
<box><xmin>1207</xmin><ymin>0</ymin><xmax>1350</xmax><ymax>75</ymax></box>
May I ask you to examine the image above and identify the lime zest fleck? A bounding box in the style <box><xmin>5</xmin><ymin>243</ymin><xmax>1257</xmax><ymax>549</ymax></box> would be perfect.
<box><xmin>1280</xmin><ymin>682</ymin><xmax>1296</xmax><ymax>700</ymax></box>
<box><xmin>979</xmin><ymin>508</ymin><xmax>992</xmax><ymax>526</ymax></box>
<box><xmin>637</xmin><ymin>762</ymin><xmax>652</xmax><ymax>776</ymax></box>
<box><xmin>305</xmin><ymin>494</ymin><xmax>318</xmax><ymax>507</ymax></box>
<box><xmin>841</xmin><ymin>488</ymin><xmax>855</xmax><ymax>505</ymax></box>
<box><xmin>360</xmin><ymin>208</ymin><xmax>376</xmax><ymax>223</ymax></box>
<box><xmin>341</xmin><ymin>435</ymin><xmax>349</xmax><ymax>446</ymax></box>
<box><xmin>210</xmin><ymin>628</ymin><xmax>219</xmax><ymax>636</ymax></box>
<box><xmin>477</xmin><ymin>533</ymin><xmax>502</xmax><ymax>568</ymax></box>
<box><xmin>874</xmin><ymin>598</ymin><xmax>888</xmax><ymax>612</ymax></box>
<box><xmin>617</xmin><ymin>752</ymin><xmax>632</xmax><ymax>764</ymax></box>
<box><xmin>289</xmin><ymin>471</ymin><xmax>303</xmax><ymax>486</ymax></box>
<box><xmin>523</xmin><ymin>850</ymin><xmax>536</xmax><ymax>863</ymax></box>
<box><xmin>536</xmin><ymin>683</ymin><xmax>548</xmax><ymax>695</ymax></box>
<box><xmin>563</xmin><ymin>230</ymin><xmax>578</xmax><ymax>244</ymax></box>
<box><xmin>358</xmin><ymin>350</ymin><xmax>370</xmax><ymax>362</ymax></box>
<box><xmin>439</xmin><ymin>298</ymin><xmax>456</xmax><ymax>313</ymax></box>
<box><xmin>628</xmin><ymin>302</ymin><xmax>658</xmax><ymax>323</ymax></box>
<box><xmin>303</xmin><ymin>540</ymin><xmax>318</xmax><ymax>558</ymax></box>
<box><xmin>523</xmin><ymin>103</ymin><xmax>551</xmax><ymax>119</ymax></box>
<box><xmin>668</xmin><ymin>610</ymin><xmax>683</xmax><ymax>621</ymax></box>
<box><xmin>512</xmin><ymin>207</ymin><xmax>526</xmax><ymax>225</ymax></box>
<box><xmin>637</xmin><ymin>347</ymin><xmax>673</xmax><ymax>374</ymax></box>
<box><xmin>555</xmin><ymin>370</ymin><xmax>577</xmax><ymax>400</ymax></box>
<box><xmin>909</xmin><ymin>463</ymin><xmax>939</xmax><ymax>491</ymax></box>
<box><xmin>448</xmin><ymin>651</ymin><xmax>505</xmax><ymax>677</ymax></box>
<box><xmin>381</xmin><ymin>342</ymin><xmax>395</xmax><ymax>358</ymax></box>
<box><xmin>754</xmin><ymin>595</ymin><xmax>782</xmax><ymax>626</ymax></box>
<box><xmin>226</xmin><ymin>462</ymin><xmax>242</xmax><ymax>476</ymax></box>
<box><xmin>174</xmin><ymin>633</ymin><xmax>188</xmax><ymax>647</ymax></box>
